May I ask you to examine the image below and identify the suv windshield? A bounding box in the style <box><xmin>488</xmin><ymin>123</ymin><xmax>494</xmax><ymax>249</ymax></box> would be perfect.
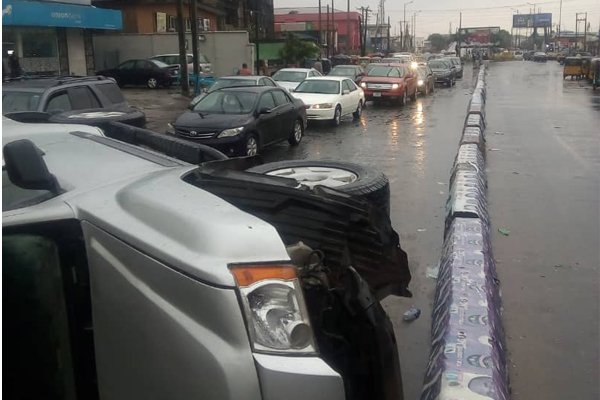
<box><xmin>2</xmin><ymin>91</ymin><xmax>42</xmax><ymax>113</ymax></box>
<box><xmin>272</xmin><ymin>71</ymin><xmax>306</xmax><ymax>82</ymax></box>
<box><xmin>193</xmin><ymin>91</ymin><xmax>256</xmax><ymax>114</ymax></box>
<box><xmin>2</xmin><ymin>169</ymin><xmax>55</xmax><ymax>211</ymax></box>
<box><xmin>208</xmin><ymin>78</ymin><xmax>256</xmax><ymax>93</ymax></box>
<box><xmin>368</xmin><ymin>66</ymin><xmax>405</xmax><ymax>77</ymax></box>
<box><xmin>294</xmin><ymin>80</ymin><xmax>340</xmax><ymax>94</ymax></box>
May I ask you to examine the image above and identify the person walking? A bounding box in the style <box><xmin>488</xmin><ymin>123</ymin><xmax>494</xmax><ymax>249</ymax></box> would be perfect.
<box><xmin>238</xmin><ymin>63</ymin><xmax>252</xmax><ymax>76</ymax></box>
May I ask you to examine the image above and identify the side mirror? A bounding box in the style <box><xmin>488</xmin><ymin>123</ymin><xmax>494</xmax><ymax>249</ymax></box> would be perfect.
<box><xmin>288</xmin><ymin>88</ymin><xmax>294</xmax><ymax>92</ymax></box>
<box><xmin>342</xmin><ymin>89</ymin><xmax>350</xmax><ymax>95</ymax></box>
<box><xmin>258</xmin><ymin>107</ymin><xmax>272</xmax><ymax>115</ymax></box>
<box><xmin>3</xmin><ymin>139</ymin><xmax>62</xmax><ymax>194</ymax></box>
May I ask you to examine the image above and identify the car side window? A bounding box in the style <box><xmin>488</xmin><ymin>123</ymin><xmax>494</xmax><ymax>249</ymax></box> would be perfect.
<box><xmin>118</xmin><ymin>60</ymin><xmax>136</xmax><ymax>70</ymax></box>
<box><xmin>258</xmin><ymin>92</ymin><xmax>276</xmax><ymax>111</ymax></box>
<box><xmin>313</xmin><ymin>70</ymin><xmax>322</xmax><ymax>76</ymax></box>
<box><xmin>272</xmin><ymin>90</ymin><xmax>290</xmax><ymax>106</ymax></box>
<box><xmin>67</xmin><ymin>86</ymin><xmax>101</xmax><ymax>110</ymax></box>
<box><xmin>308</xmin><ymin>71</ymin><xmax>315</xmax><ymax>77</ymax></box>
<box><xmin>345</xmin><ymin>80</ymin><xmax>357</xmax><ymax>92</ymax></box>
<box><xmin>45</xmin><ymin>91</ymin><xmax>72</xmax><ymax>112</ymax></box>
<box><xmin>342</xmin><ymin>80</ymin><xmax>352</xmax><ymax>92</ymax></box>
<box><xmin>136</xmin><ymin>60</ymin><xmax>153</xmax><ymax>70</ymax></box>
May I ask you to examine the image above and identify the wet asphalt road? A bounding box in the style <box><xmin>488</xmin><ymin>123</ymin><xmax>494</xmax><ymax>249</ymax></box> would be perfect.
<box><xmin>125</xmin><ymin>62</ymin><xmax>599</xmax><ymax>399</ymax></box>
<box><xmin>262</xmin><ymin>67</ymin><xmax>479</xmax><ymax>400</ymax></box>
<box><xmin>485</xmin><ymin>61</ymin><xmax>599</xmax><ymax>400</ymax></box>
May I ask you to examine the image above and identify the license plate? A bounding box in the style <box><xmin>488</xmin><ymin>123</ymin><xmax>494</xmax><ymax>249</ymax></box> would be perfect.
<box><xmin>373</xmin><ymin>92</ymin><xmax>382</xmax><ymax>97</ymax></box>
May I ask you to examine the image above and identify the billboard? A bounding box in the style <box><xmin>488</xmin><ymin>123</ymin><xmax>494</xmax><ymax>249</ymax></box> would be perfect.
<box><xmin>459</xmin><ymin>27</ymin><xmax>500</xmax><ymax>46</ymax></box>
<box><xmin>512</xmin><ymin>13</ymin><xmax>552</xmax><ymax>28</ymax></box>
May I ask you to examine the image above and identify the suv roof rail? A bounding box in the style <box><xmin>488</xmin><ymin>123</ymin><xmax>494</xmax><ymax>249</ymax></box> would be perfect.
<box><xmin>97</xmin><ymin>121</ymin><xmax>228</xmax><ymax>164</ymax></box>
<box><xmin>54</xmin><ymin>75</ymin><xmax>112</xmax><ymax>85</ymax></box>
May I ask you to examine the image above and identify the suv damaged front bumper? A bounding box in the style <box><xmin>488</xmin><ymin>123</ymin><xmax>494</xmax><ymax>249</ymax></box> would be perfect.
<box><xmin>184</xmin><ymin>164</ymin><xmax>411</xmax><ymax>400</ymax></box>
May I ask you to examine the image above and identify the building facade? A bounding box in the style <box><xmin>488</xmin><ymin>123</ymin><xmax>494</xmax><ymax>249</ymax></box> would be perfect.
<box><xmin>274</xmin><ymin>7</ymin><xmax>361</xmax><ymax>54</ymax></box>
<box><xmin>2</xmin><ymin>0</ymin><xmax>122</xmax><ymax>76</ymax></box>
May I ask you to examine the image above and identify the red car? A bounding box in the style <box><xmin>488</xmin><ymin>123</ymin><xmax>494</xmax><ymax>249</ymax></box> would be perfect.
<box><xmin>360</xmin><ymin>64</ymin><xmax>418</xmax><ymax>105</ymax></box>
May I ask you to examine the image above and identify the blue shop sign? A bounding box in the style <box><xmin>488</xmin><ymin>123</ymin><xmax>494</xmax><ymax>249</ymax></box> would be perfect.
<box><xmin>3</xmin><ymin>0</ymin><xmax>122</xmax><ymax>30</ymax></box>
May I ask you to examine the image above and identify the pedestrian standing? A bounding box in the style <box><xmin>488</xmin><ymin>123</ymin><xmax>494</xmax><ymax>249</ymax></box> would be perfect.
<box><xmin>238</xmin><ymin>63</ymin><xmax>252</xmax><ymax>76</ymax></box>
<box><xmin>8</xmin><ymin>53</ymin><xmax>22</xmax><ymax>78</ymax></box>
<box><xmin>313</xmin><ymin>58</ymin><xmax>323</xmax><ymax>74</ymax></box>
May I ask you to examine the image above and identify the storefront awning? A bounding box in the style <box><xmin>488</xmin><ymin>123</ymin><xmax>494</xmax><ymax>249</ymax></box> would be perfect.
<box><xmin>2</xmin><ymin>0</ymin><xmax>122</xmax><ymax>30</ymax></box>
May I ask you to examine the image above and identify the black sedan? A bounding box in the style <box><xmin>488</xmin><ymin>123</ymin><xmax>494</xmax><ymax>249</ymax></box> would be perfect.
<box><xmin>169</xmin><ymin>86</ymin><xmax>307</xmax><ymax>157</ymax></box>
<box><xmin>97</xmin><ymin>59</ymin><xmax>178</xmax><ymax>89</ymax></box>
<box><xmin>533</xmin><ymin>52</ymin><xmax>547</xmax><ymax>62</ymax></box>
<box><xmin>428</xmin><ymin>59</ymin><xmax>456</xmax><ymax>86</ymax></box>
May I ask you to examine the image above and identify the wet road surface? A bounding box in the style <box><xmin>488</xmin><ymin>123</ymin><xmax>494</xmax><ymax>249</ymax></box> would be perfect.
<box><xmin>485</xmin><ymin>61</ymin><xmax>599</xmax><ymax>400</ymax></box>
<box><xmin>263</xmin><ymin>67</ymin><xmax>479</xmax><ymax>400</ymax></box>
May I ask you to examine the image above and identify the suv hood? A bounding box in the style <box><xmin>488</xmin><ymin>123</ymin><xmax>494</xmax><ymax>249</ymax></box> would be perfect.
<box><xmin>361</xmin><ymin>76</ymin><xmax>405</xmax><ymax>83</ymax></box>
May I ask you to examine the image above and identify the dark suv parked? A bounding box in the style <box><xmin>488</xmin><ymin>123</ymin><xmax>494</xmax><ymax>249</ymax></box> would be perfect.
<box><xmin>2</xmin><ymin>76</ymin><xmax>146</xmax><ymax>127</ymax></box>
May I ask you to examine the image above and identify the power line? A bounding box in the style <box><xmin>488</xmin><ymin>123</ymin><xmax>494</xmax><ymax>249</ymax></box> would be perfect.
<box><xmin>386</xmin><ymin>0</ymin><xmax>581</xmax><ymax>13</ymax></box>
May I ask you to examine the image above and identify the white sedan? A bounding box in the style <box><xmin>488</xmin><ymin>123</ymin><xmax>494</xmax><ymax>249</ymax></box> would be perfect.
<box><xmin>290</xmin><ymin>77</ymin><xmax>365</xmax><ymax>126</ymax></box>
<box><xmin>272</xmin><ymin>68</ymin><xmax>322</xmax><ymax>91</ymax></box>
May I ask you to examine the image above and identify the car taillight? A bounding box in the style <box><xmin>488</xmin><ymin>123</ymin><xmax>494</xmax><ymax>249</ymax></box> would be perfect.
<box><xmin>230</xmin><ymin>264</ymin><xmax>317</xmax><ymax>354</ymax></box>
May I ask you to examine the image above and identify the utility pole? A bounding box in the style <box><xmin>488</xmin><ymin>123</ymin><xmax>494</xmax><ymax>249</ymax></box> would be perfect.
<box><xmin>576</xmin><ymin>13</ymin><xmax>587</xmax><ymax>50</ymax></box>
<box><xmin>326</xmin><ymin>4</ymin><xmax>330</xmax><ymax>58</ymax></box>
<box><xmin>403</xmin><ymin>1</ymin><xmax>413</xmax><ymax>51</ymax></box>
<box><xmin>364</xmin><ymin>7</ymin><xmax>370</xmax><ymax>55</ymax></box>
<box><xmin>557</xmin><ymin>0</ymin><xmax>562</xmax><ymax>50</ymax></box>
<box><xmin>387</xmin><ymin>16</ymin><xmax>391</xmax><ymax>53</ymax></box>
<box><xmin>319</xmin><ymin>0</ymin><xmax>322</xmax><ymax>50</ymax></box>
<box><xmin>458</xmin><ymin>12</ymin><xmax>462</xmax><ymax>56</ymax></box>
<box><xmin>176</xmin><ymin>0</ymin><xmax>189</xmax><ymax>95</ymax></box>
<box><xmin>189</xmin><ymin>0</ymin><xmax>199</xmax><ymax>76</ymax></box>
<box><xmin>331</xmin><ymin>0</ymin><xmax>335</xmax><ymax>56</ymax></box>
<box><xmin>399</xmin><ymin>21</ymin><xmax>403</xmax><ymax>52</ymax></box>
<box><xmin>346</xmin><ymin>0</ymin><xmax>350</xmax><ymax>54</ymax></box>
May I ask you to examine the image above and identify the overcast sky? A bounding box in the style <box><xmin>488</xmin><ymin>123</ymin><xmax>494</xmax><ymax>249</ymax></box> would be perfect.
<box><xmin>274</xmin><ymin>0</ymin><xmax>600</xmax><ymax>38</ymax></box>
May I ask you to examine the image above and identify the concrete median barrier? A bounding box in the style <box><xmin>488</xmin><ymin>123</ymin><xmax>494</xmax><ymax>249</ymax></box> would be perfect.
<box><xmin>422</xmin><ymin>63</ymin><xmax>509</xmax><ymax>400</ymax></box>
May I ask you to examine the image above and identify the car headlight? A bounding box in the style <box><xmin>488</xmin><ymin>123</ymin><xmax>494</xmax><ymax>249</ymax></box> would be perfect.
<box><xmin>391</xmin><ymin>83</ymin><xmax>400</xmax><ymax>90</ymax></box>
<box><xmin>417</xmin><ymin>80</ymin><xmax>424</xmax><ymax>86</ymax></box>
<box><xmin>218</xmin><ymin>126</ymin><xmax>244</xmax><ymax>138</ymax></box>
<box><xmin>230</xmin><ymin>264</ymin><xmax>316</xmax><ymax>354</ymax></box>
<box><xmin>360</xmin><ymin>82</ymin><xmax>367</xmax><ymax>88</ymax></box>
<box><xmin>166</xmin><ymin>122</ymin><xmax>175</xmax><ymax>135</ymax></box>
<box><xmin>411</xmin><ymin>62</ymin><xmax>419</xmax><ymax>69</ymax></box>
<box><xmin>311</xmin><ymin>103</ymin><xmax>333</xmax><ymax>109</ymax></box>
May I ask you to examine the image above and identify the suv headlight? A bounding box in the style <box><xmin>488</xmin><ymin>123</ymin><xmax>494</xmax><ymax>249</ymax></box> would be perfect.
<box><xmin>312</xmin><ymin>103</ymin><xmax>333</xmax><ymax>109</ymax></box>
<box><xmin>230</xmin><ymin>265</ymin><xmax>316</xmax><ymax>354</ymax></box>
<box><xmin>417</xmin><ymin>79</ymin><xmax>424</xmax><ymax>86</ymax></box>
<box><xmin>218</xmin><ymin>126</ymin><xmax>244</xmax><ymax>138</ymax></box>
<box><xmin>360</xmin><ymin>82</ymin><xmax>367</xmax><ymax>88</ymax></box>
<box><xmin>391</xmin><ymin>83</ymin><xmax>400</xmax><ymax>90</ymax></box>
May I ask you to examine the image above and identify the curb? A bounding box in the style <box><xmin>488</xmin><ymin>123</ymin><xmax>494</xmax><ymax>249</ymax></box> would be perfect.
<box><xmin>421</xmin><ymin>64</ymin><xmax>510</xmax><ymax>400</ymax></box>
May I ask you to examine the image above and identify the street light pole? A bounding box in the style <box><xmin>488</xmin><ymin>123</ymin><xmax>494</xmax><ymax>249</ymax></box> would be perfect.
<box><xmin>403</xmin><ymin>0</ymin><xmax>414</xmax><ymax>51</ymax></box>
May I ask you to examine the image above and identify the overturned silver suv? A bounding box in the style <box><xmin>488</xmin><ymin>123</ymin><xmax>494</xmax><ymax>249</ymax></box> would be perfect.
<box><xmin>2</xmin><ymin>117</ymin><xmax>411</xmax><ymax>400</ymax></box>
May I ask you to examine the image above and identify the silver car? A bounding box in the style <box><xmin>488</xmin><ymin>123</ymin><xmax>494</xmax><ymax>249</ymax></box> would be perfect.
<box><xmin>3</xmin><ymin>118</ymin><xmax>411</xmax><ymax>400</ymax></box>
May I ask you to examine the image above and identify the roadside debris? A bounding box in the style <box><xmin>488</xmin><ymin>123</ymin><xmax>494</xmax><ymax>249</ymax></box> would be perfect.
<box><xmin>498</xmin><ymin>228</ymin><xmax>511</xmax><ymax>236</ymax></box>
<box><xmin>403</xmin><ymin>306</ymin><xmax>421</xmax><ymax>322</ymax></box>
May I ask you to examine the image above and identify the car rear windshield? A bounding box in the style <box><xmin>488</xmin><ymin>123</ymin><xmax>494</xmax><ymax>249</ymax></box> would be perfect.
<box><xmin>208</xmin><ymin>78</ymin><xmax>256</xmax><ymax>93</ymax></box>
<box><xmin>294</xmin><ymin>80</ymin><xmax>340</xmax><ymax>94</ymax></box>
<box><xmin>428</xmin><ymin>61</ymin><xmax>448</xmax><ymax>69</ymax></box>
<box><xmin>368</xmin><ymin>66</ymin><xmax>405</xmax><ymax>77</ymax></box>
<box><xmin>193</xmin><ymin>91</ymin><xmax>256</xmax><ymax>114</ymax></box>
<box><xmin>272</xmin><ymin>71</ymin><xmax>306</xmax><ymax>82</ymax></box>
<box><xmin>96</xmin><ymin>83</ymin><xmax>125</xmax><ymax>104</ymax></box>
<box><xmin>329</xmin><ymin>67</ymin><xmax>356</xmax><ymax>76</ymax></box>
<box><xmin>2</xmin><ymin>91</ymin><xmax>42</xmax><ymax>114</ymax></box>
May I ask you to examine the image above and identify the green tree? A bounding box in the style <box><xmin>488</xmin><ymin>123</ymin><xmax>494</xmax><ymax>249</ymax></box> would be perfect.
<box><xmin>428</xmin><ymin>33</ymin><xmax>449</xmax><ymax>52</ymax></box>
<box><xmin>492</xmin><ymin>29</ymin><xmax>513</xmax><ymax>49</ymax></box>
<box><xmin>279</xmin><ymin>33</ymin><xmax>319</xmax><ymax>65</ymax></box>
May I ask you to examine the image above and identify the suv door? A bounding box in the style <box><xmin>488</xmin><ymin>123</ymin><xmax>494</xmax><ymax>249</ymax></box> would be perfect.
<box><xmin>256</xmin><ymin>91</ymin><xmax>280</xmax><ymax>145</ymax></box>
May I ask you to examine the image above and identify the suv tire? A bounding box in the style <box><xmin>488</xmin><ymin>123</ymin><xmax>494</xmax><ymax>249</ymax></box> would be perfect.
<box><xmin>247</xmin><ymin>160</ymin><xmax>391</xmax><ymax>214</ymax></box>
